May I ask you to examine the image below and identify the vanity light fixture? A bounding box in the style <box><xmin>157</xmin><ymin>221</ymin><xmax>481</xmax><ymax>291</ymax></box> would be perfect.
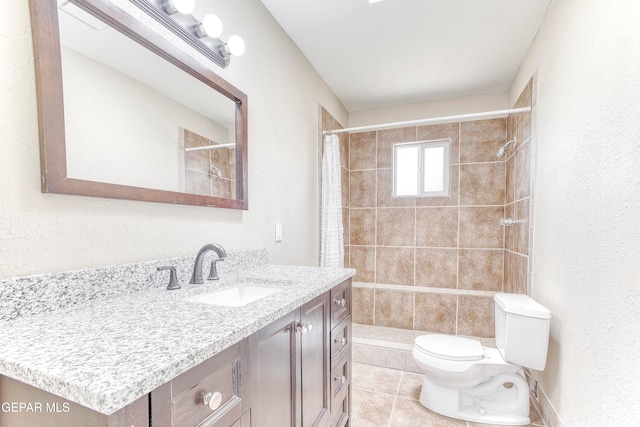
<box><xmin>130</xmin><ymin>0</ymin><xmax>244</xmax><ymax>68</ymax></box>
<box><xmin>194</xmin><ymin>14</ymin><xmax>223</xmax><ymax>39</ymax></box>
<box><xmin>220</xmin><ymin>35</ymin><xmax>245</xmax><ymax>57</ymax></box>
<box><xmin>162</xmin><ymin>0</ymin><xmax>194</xmax><ymax>15</ymax></box>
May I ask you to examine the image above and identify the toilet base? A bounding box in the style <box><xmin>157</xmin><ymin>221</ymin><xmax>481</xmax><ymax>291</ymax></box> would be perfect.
<box><xmin>418</xmin><ymin>371</ymin><xmax>531</xmax><ymax>426</ymax></box>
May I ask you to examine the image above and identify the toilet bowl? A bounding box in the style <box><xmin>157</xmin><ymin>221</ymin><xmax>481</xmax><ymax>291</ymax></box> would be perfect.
<box><xmin>412</xmin><ymin>293</ymin><xmax>551</xmax><ymax>425</ymax></box>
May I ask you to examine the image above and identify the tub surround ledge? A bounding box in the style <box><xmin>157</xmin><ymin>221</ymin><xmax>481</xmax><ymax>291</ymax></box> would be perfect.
<box><xmin>0</xmin><ymin>249</ymin><xmax>355</xmax><ymax>415</ymax></box>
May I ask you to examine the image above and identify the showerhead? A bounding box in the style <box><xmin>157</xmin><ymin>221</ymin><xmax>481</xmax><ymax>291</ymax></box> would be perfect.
<box><xmin>496</xmin><ymin>138</ymin><xmax>517</xmax><ymax>158</ymax></box>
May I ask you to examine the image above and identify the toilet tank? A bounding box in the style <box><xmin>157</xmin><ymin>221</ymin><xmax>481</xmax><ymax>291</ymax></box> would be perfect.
<box><xmin>494</xmin><ymin>293</ymin><xmax>552</xmax><ymax>371</ymax></box>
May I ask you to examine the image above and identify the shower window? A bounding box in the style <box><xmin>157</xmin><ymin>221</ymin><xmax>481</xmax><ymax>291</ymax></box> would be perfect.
<box><xmin>393</xmin><ymin>139</ymin><xmax>450</xmax><ymax>198</ymax></box>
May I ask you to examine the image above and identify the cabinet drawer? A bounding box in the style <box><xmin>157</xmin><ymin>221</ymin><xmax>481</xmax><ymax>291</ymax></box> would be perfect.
<box><xmin>330</xmin><ymin>280</ymin><xmax>351</xmax><ymax>328</ymax></box>
<box><xmin>173</xmin><ymin>361</ymin><xmax>240</xmax><ymax>426</ymax></box>
<box><xmin>330</xmin><ymin>353</ymin><xmax>350</xmax><ymax>407</ymax></box>
<box><xmin>151</xmin><ymin>344</ymin><xmax>242</xmax><ymax>427</ymax></box>
<box><xmin>331</xmin><ymin>316</ymin><xmax>351</xmax><ymax>369</ymax></box>
<box><xmin>329</xmin><ymin>390</ymin><xmax>349</xmax><ymax>427</ymax></box>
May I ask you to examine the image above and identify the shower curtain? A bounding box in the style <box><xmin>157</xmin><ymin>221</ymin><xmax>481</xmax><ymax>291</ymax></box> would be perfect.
<box><xmin>320</xmin><ymin>134</ymin><xmax>344</xmax><ymax>268</ymax></box>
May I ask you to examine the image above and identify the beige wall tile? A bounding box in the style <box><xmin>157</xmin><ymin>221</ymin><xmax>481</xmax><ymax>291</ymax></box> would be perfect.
<box><xmin>352</xmin><ymin>342</ymin><xmax>386</xmax><ymax>367</ymax></box>
<box><xmin>376</xmin><ymin>247</ymin><xmax>414</xmax><ymax>285</ymax></box>
<box><xmin>414</xmin><ymin>293</ymin><xmax>457</xmax><ymax>334</ymax></box>
<box><xmin>416</xmin><ymin>207</ymin><xmax>458</xmax><ymax>247</ymax></box>
<box><xmin>415</xmin><ymin>248</ymin><xmax>457</xmax><ymax>288</ymax></box>
<box><xmin>353</xmin><ymin>286</ymin><xmax>375</xmax><ymax>326</ymax></box>
<box><xmin>506</xmin><ymin>155</ymin><xmax>516</xmax><ymax>203</ymax></box>
<box><xmin>350</xmin><ymin>246</ymin><xmax>376</xmax><ymax>283</ymax></box>
<box><xmin>416</xmin><ymin>165</ymin><xmax>459</xmax><ymax>207</ymax></box>
<box><xmin>459</xmin><ymin>162</ymin><xmax>505</xmax><ymax>206</ymax></box>
<box><xmin>344</xmin><ymin>246</ymin><xmax>349</xmax><ymax>269</ymax></box>
<box><xmin>339</xmin><ymin>133</ymin><xmax>349</xmax><ymax>172</ymax></box>
<box><xmin>515</xmin><ymin>199</ymin><xmax>530</xmax><ymax>255</ymax></box>
<box><xmin>377</xmin><ymin>168</ymin><xmax>416</xmax><ymax>207</ymax></box>
<box><xmin>377</xmin><ymin>207</ymin><xmax>415</xmax><ymax>247</ymax></box>
<box><xmin>350</xmin><ymin>170</ymin><xmax>377</xmax><ymax>207</ymax></box>
<box><xmin>514</xmin><ymin>80</ymin><xmax>533</xmax><ymax>147</ymax></box>
<box><xmin>515</xmin><ymin>140</ymin><xmax>531</xmax><ymax>200</ymax></box>
<box><xmin>211</xmin><ymin>177</ymin><xmax>231</xmax><ymax>199</ymax></box>
<box><xmin>377</xmin><ymin>127</ymin><xmax>417</xmax><ymax>168</ymax></box>
<box><xmin>513</xmin><ymin>253</ymin><xmax>528</xmax><ymax>294</ymax></box>
<box><xmin>185</xmin><ymin>170</ymin><xmax>211</xmax><ymax>196</ymax></box>
<box><xmin>417</xmin><ymin>122</ymin><xmax>460</xmax><ymax>164</ymax></box>
<box><xmin>458</xmin><ymin>295</ymin><xmax>495</xmax><ymax>338</ymax></box>
<box><xmin>341</xmin><ymin>165</ymin><xmax>349</xmax><ymax>207</ymax></box>
<box><xmin>350</xmin><ymin>208</ymin><xmax>376</xmax><ymax>246</ymax></box>
<box><xmin>459</xmin><ymin>206</ymin><xmax>504</xmax><ymax>248</ymax></box>
<box><xmin>458</xmin><ymin>249</ymin><xmax>503</xmax><ymax>291</ymax></box>
<box><xmin>504</xmin><ymin>203</ymin><xmax>515</xmax><ymax>252</ymax></box>
<box><xmin>349</xmin><ymin>131</ymin><xmax>376</xmax><ymax>170</ymax></box>
<box><xmin>342</xmin><ymin>207</ymin><xmax>350</xmax><ymax>245</ymax></box>
<box><xmin>460</xmin><ymin>119</ymin><xmax>506</xmax><ymax>163</ymax></box>
<box><xmin>374</xmin><ymin>289</ymin><xmax>414</xmax><ymax>329</ymax></box>
<box><xmin>503</xmin><ymin>250</ymin><xmax>515</xmax><ymax>293</ymax></box>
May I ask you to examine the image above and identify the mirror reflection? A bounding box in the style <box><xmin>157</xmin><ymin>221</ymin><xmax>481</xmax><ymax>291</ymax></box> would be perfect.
<box><xmin>57</xmin><ymin>2</ymin><xmax>239</xmax><ymax>200</ymax></box>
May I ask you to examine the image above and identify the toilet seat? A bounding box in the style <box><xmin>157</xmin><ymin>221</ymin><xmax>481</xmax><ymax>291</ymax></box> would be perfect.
<box><xmin>413</xmin><ymin>334</ymin><xmax>486</xmax><ymax>374</ymax></box>
<box><xmin>414</xmin><ymin>334</ymin><xmax>483</xmax><ymax>361</ymax></box>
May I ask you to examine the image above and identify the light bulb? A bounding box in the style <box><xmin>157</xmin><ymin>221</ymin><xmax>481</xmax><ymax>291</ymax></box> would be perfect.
<box><xmin>194</xmin><ymin>14</ymin><xmax>223</xmax><ymax>38</ymax></box>
<box><xmin>227</xmin><ymin>35</ymin><xmax>245</xmax><ymax>56</ymax></box>
<box><xmin>162</xmin><ymin>0</ymin><xmax>194</xmax><ymax>15</ymax></box>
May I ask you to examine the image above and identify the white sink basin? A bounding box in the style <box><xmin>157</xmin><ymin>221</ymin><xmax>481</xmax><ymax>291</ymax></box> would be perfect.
<box><xmin>185</xmin><ymin>284</ymin><xmax>281</xmax><ymax>307</ymax></box>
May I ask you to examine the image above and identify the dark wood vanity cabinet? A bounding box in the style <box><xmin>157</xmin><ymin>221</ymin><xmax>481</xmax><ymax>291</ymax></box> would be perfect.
<box><xmin>0</xmin><ymin>280</ymin><xmax>351</xmax><ymax>427</ymax></box>
<box><xmin>248</xmin><ymin>279</ymin><xmax>352</xmax><ymax>427</ymax></box>
<box><xmin>248</xmin><ymin>292</ymin><xmax>330</xmax><ymax>427</ymax></box>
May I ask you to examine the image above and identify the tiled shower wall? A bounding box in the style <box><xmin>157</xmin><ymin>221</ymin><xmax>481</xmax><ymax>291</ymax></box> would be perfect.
<box><xmin>184</xmin><ymin>128</ymin><xmax>237</xmax><ymax>199</ymax></box>
<box><xmin>320</xmin><ymin>77</ymin><xmax>534</xmax><ymax>338</ymax></box>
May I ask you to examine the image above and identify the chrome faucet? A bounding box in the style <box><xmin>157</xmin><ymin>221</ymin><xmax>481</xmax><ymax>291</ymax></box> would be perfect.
<box><xmin>189</xmin><ymin>243</ymin><xmax>227</xmax><ymax>284</ymax></box>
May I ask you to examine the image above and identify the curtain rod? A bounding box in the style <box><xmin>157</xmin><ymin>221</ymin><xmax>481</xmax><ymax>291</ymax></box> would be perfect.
<box><xmin>184</xmin><ymin>143</ymin><xmax>235</xmax><ymax>152</ymax></box>
<box><xmin>322</xmin><ymin>106</ymin><xmax>532</xmax><ymax>135</ymax></box>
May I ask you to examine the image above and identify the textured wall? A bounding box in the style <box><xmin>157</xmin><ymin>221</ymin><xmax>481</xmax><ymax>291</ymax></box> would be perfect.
<box><xmin>510</xmin><ymin>0</ymin><xmax>640</xmax><ymax>424</ymax></box>
<box><xmin>0</xmin><ymin>0</ymin><xmax>347</xmax><ymax>278</ymax></box>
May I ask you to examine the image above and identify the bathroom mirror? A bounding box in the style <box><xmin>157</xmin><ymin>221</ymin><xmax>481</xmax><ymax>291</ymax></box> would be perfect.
<box><xmin>29</xmin><ymin>0</ymin><xmax>248</xmax><ymax>209</ymax></box>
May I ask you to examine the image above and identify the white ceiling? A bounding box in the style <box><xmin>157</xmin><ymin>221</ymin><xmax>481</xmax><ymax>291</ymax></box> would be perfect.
<box><xmin>259</xmin><ymin>0</ymin><xmax>553</xmax><ymax>112</ymax></box>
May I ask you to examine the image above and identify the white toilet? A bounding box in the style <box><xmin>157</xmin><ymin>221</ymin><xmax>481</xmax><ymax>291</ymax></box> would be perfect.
<box><xmin>412</xmin><ymin>293</ymin><xmax>551</xmax><ymax>425</ymax></box>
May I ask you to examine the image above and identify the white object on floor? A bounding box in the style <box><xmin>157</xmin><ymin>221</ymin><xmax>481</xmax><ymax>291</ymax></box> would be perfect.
<box><xmin>412</xmin><ymin>293</ymin><xmax>551</xmax><ymax>425</ymax></box>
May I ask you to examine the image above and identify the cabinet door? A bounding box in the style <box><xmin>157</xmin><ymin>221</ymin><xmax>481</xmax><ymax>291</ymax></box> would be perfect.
<box><xmin>300</xmin><ymin>293</ymin><xmax>330</xmax><ymax>427</ymax></box>
<box><xmin>250</xmin><ymin>310</ymin><xmax>301</xmax><ymax>427</ymax></box>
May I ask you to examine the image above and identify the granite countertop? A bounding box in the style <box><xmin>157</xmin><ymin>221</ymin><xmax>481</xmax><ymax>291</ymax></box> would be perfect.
<box><xmin>0</xmin><ymin>264</ymin><xmax>355</xmax><ymax>415</ymax></box>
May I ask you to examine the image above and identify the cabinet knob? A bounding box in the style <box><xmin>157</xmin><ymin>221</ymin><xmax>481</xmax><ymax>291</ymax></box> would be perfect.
<box><xmin>333</xmin><ymin>296</ymin><xmax>346</xmax><ymax>307</ymax></box>
<box><xmin>334</xmin><ymin>336</ymin><xmax>347</xmax><ymax>346</ymax></box>
<box><xmin>297</xmin><ymin>322</ymin><xmax>313</xmax><ymax>335</ymax></box>
<box><xmin>201</xmin><ymin>391</ymin><xmax>223</xmax><ymax>411</ymax></box>
<box><xmin>333</xmin><ymin>375</ymin><xmax>346</xmax><ymax>384</ymax></box>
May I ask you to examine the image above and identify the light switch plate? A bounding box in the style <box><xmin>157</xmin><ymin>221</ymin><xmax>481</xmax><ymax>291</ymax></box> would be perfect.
<box><xmin>275</xmin><ymin>223</ymin><xmax>282</xmax><ymax>242</ymax></box>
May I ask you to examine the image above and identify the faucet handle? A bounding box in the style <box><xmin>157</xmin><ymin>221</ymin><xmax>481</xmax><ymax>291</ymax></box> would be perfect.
<box><xmin>157</xmin><ymin>266</ymin><xmax>181</xmax><ymax>290</ymax></box>
<box><xmin>207</xmin><ymin>258</ymin><xmax>225</xmax><ymax>281</ymax></box>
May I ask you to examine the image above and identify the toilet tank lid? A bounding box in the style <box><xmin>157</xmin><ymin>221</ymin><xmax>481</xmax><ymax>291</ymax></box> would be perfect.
<box><xmin>494</xmin><ymin>293</ymin><xmax>552</xmax><ymax>319</ymax></box>
<box><xmin>414</xmin><ymin>334</ymin><xmax>484</xmax><ymax>361</ymax></box>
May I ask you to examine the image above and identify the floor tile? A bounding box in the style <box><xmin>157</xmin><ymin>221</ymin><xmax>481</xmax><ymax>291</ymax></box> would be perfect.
<box><xmin>352</xmin><ymin>362</ymin><xmax>403</xmax><ymax>395</ymax></box>
<box><xmin>351</xmin><ymin>388</ymin><xmax>395</xmax><ymax>427</ymax></box>
<box><xmin>389</xmin><ymin>397</ymin><xmax>467</xmax><ymax>427</ymax></box>
<box><xmin>397</xmin><ymin>371</ymin><xmax>424</xmax><ymax>401</ymax></box>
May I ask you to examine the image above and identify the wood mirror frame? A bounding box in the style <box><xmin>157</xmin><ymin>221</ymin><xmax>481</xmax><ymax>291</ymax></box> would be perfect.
<box><xmin>28</xmin><ymin>0</ymin><xmax>248</xmax><ymax>209</ymax></box>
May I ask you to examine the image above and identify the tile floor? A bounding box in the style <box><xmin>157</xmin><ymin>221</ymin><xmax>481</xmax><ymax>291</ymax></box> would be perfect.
<box><xmin>350</xmin><ymin>362</ymin><xmax>545</xmax><ymax>427</ymax></box>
